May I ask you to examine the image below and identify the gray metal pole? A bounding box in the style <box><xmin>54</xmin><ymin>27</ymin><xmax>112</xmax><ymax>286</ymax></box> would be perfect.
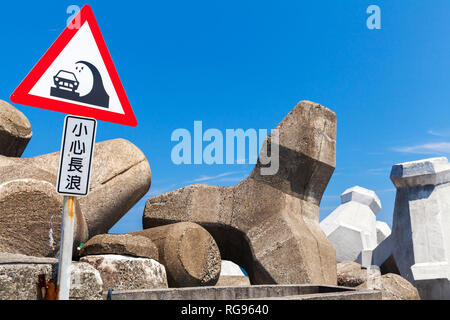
<box><xmin>57</xmin><ymin>195</ymin><xmax>76</xmax><ymax>300</ymax></box>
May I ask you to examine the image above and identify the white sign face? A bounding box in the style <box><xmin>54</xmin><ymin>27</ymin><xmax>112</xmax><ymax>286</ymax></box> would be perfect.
<box><xmin>29</xmin><ymin>21</ymin><xmax>125</xmax><ymax>114</ymax></box>
<box><xmin>57</xmin><ymin>116</ymin><xmax>97</xmax><ymax>196</ymax></box>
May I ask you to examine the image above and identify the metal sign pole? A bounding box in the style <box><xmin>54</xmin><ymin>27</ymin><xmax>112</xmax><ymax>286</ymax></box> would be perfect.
<box><xmin>55</xmin><ymin>115</ymin><xmax>96</xmax><ymax>300</ymax></box>
<box><xmin>56</xmin><ymin>195</ymin><xmax>76</xmax><ymax>300</ymax></box>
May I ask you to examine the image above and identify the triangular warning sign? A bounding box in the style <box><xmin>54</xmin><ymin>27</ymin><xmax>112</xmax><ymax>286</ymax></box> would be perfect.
<box><xmin>11</xmin><ymin>5</ymin><xmax>137</xmax><ymax>127</ymax></box>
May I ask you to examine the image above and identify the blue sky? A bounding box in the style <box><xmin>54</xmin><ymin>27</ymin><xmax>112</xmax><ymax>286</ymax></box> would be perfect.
<box><xmin>1</xmin><ymin>1</ymin><xmax>449</xmax><ymax>233</ymax></box>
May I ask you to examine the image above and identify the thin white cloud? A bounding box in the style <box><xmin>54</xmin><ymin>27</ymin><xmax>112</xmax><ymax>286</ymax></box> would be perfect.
<box><xmin>428</xmin><ymin>130</ymin><xmax>444</xmax><ymax>137</ymax></box>
<box><xmin>190</xmin><ymin>171</ymin><xmax>246</xmax><ymax>183</ymax></box>
<box><xmin>393</xmin><ymin>142</ymin><xmax>450</xmax><ymax>154</ymax></box>
<box><xmin>427</xmin><ymin>129</ymin><xmax>450</xmax><ymax>137</ymax></box>
<box><xmin>144</xmin><ymin>171</ymin><xmax>248</xmax><ymax>198</ymax></box>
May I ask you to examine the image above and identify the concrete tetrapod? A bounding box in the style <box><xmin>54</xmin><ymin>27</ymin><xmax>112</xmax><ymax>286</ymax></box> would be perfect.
<box><xmin>143</xmin><ymin>100</ymin><xmax>337</xmax><ymax>285</ymax></box>
<box><xmin>0</xmin><ymin>164</ymin><xmax>88</xmax><ymax>257</ymax></box>
<box><xmin>26</xmin><ymin>138</ymin><xmax>152</xmax><ymax>237</ymax></box>
<box><xmin>131</xmin><ymin>222</ymin><xmax>222</xmax><ymax>287</ymax></box>
<box><xmin>79</xmin><ymin>234</ymin><xmax>159</xmax><ymax>260</ymax></box>
<box><xmin>376</xmin><ymin>221</ymin><xmax>391</xmax><ymax>245</ymax></box>
<box><xmin>0</xmin><ymin>139</ymin><xmax>151</xmax><ymax>257</ymax></box>
<box><xmin>0</xmin><ymin>100</ymin><xmax>32</xmax><ymax>157</ymax></box>
<box><xmin>320</xmin><ymin>186</ymin><xmax>382</xmax><ymax>267</ymax></box>
<box><xmin>216</xmin><ymin>261</ymin><xmax>250</xmax><ymax>287</ymax></box>
<box><xmin>373</xmin><ymin>157</ymin><xmax>450</xmax><ymax>299</ymax></box>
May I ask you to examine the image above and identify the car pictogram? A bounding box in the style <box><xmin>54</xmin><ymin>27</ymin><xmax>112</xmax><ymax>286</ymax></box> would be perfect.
<box><xmin>50</xmin><ymin>62</ymin><xmax>109</xmax><ymax>108</ymax></box>
<box><xmin>53</xmin><ymin>70</ymin><xmax>79</xmax><ymax>92</ymax></box>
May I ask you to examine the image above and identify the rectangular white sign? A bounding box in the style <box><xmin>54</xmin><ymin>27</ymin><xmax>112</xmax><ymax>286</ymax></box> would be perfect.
<box><xmin>57</xmin><ymin>115</ymin><xmax>96</xmax><ymax>196</ymax></box>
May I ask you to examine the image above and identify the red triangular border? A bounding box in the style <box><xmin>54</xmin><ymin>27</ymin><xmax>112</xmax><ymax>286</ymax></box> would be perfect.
<box><xmin>10</xmin><ymin>5</ymin><xmax>137</xmax><ymax>127</ymax></box>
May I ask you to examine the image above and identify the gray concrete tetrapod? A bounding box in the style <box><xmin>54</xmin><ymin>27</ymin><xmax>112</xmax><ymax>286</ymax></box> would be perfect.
<box><xmin>0</xmin><ymin>139</ymin><xmax>151</xmax><ymax>257</ymax></box>
<box><xmin>143</xmin><ymin>100</ymin><xmax>337</xmax><ymax>285</ymax></box>
<box><xmin>0</xmin><ymin>100</ymin><xmax>32</xmax><ymax>157</ymax></box>
<box><xmin>131</xmin><ymin>222</ymin><xmax>222</xmax><ymax>288</ymax></box>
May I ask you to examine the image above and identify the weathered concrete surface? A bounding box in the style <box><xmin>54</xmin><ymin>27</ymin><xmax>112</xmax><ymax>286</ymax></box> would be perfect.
<box><xmin>0</xmin><ymin>139</ymin><xmax>150</xmax><ymax>258</ymax></box>
<box><xmin>376</xmin><ymin>221</ymin><xmax>391</xmax><ymax>245</ymax></box>
<box><xmin>0</xmin><ymin>100</ymin><xmax>32</xmax><ymax>157</ymax></box>
<box><xmin>0</xmin><ymin>253</ymin><xmax>103</xmax><ymax>300</ymax></box>
<box><xmin>321</xmin><ymin>186</ymin><xmax>380</xmax><ymax>267</ymax></box>
<box><xmin>27</xmin><ymin>138</ymin><xmax>152</xmax><ymax>237</ymax></box>
<box><xmin>252</xmin><ymin>291</ymin><xmax>380</xmax><ymax>300</ymax></box>
<box><xmin>80</xmin><ymin>255</ymin><xmax>167</xmax><ymax>292</ymax></box>
<box><xmin>131</xmin><ymin>222</ymin><xmax>221</xmax><ymax>288</ymax></box>
<box><xmin>216</xmin><ymin>276</ymin><xmax>251</xmax><ymax>287</ymax></box>
<box><xmin>337</xmin><ymin>260</ymin><xmax>419</xmax><ymax>300</ymax></box>
<box><xmin>358</xmin><ymin>273</ymin><xmax>420</xmax><ymax>300</ymax></box>
<box><xmin>216</xmin><ymin>260</ymin><xmax>250</xmax><ymax>287</ymax></box>
<box><xmin>0</xmin><ymin>164</ymin><xmax>88</xmax><ymax>257</ymax></box>
<box><xmin>373</xmin><ymin>157</ymin><xmax>450</xmax><ymax>299</ymax></box>
<box><xmin>79</xmin><ymin>234</ymin><xmax>159</xmax><ymax>260</ymax></box>
<box><xmin>0</xmin><ymin>252</ymin><xmax>57</xmax><ymax>264</ymax></box>
<box><xmin>379</xmin><ymin>274</ymin><xmax>420</xmax><ymax>300</ymax></box>
<box><xmin>337</xmin><ymin>261</ymin><xmax>373</xmax><ymax>287</ymax></box>
<box><xmin>414</xmin><ymin>278</ymin><xmax>450</xmax><ymax>300</ymax></box>
<box><xmin>144</xmin><ymin>100</ymin><xmax>337</xmax><ymax>285</ymax></box>
<box><xmin>68</xmin><ymin>262</ymin><xmax>104</xmax><ymax>300</ymax></box>
<box><xmin>0</xmin><ymin>263</ymin><xmax>54</xmax><ymax>300</ymax></box>
<box><xmin>108</xmin><ymin>284</ymin><xmax>381</xmax><ymax>300</ymax></box>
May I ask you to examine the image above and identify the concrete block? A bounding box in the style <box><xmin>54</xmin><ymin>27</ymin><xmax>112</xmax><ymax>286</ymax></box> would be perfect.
<box><xmin>131</xmin><ymin>222</ymin><xmax>221</xmax><ymax>287</ymax></box>
<box><xmin>80</xmin><ymin>255</ymin><xmax>168</xmax><ymax>292</ymax></box>
<box><xmin>217</xmin><ymin>260</ymin><xmax>250</xmax><ymax>287</ymax></box>
<box><xmin>373</xmin><ymin>157</ymin><xmax>450</xmax><ymax>299</ymax></box>
<box><xmin>0</xmin><ymin>100</ymin><xmax>32</xmax><ymax>157</ymax></box>
<box><xmin>0</xmin><ymin>139</ymin><xmax>151</xmax><ymax>258</ymax></box>
<box><xmin>0</xmin><ymin>253</ymin><xmax>102</xmax><ymax>300</ymax></box>
<box><xmin>321</xmin><ymin>186</ymin><xmax>380</xmax><ymax>263</ymax></box>
<box><xmin>143</xmin><ymin>101</ymin><xmax>338</xmax><ymax>285</ymax></box>
<box><xmin>108</xmin><ymin>284</ymin><xmax>381</xmax><ymax>300</ymax></box>
<box><xmin>221</xmin><ymin>260</ymin><xmax>246</xmax><ymax>276</ymax></box>
<box><xmin>376</xmin><ymin>221</ymin><xmax>391</xmax><ymax>245</ymax></box>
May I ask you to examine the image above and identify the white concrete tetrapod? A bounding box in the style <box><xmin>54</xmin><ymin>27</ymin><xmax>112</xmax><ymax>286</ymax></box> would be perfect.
<box><xmin>321</xmin><ymin>186</ymin><xmax>381</xmax><ymax>267</ymax></box>
<box><xmin>372</xmin><ymin>157</ymin><xmax>450</xmax><ymax>299</ymax></box>
<box><xmin>376</xmin><ymin>221</ymin><xmax>391</xmax><ymax>245</ymax></box>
